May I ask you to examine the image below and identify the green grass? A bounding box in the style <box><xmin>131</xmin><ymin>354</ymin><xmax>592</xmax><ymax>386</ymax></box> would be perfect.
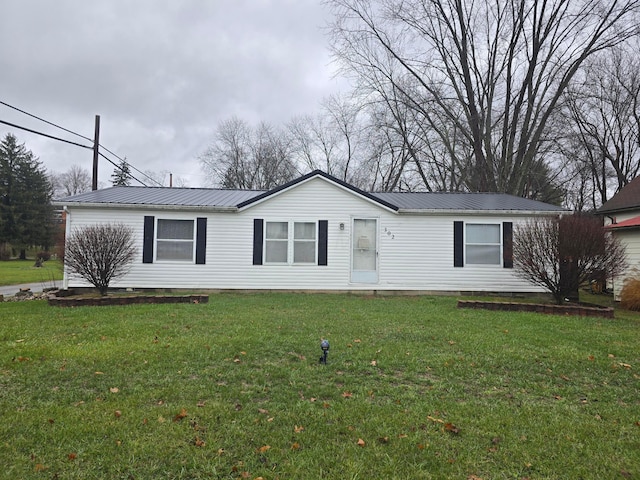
<box><xmin>0</xmin><ymin>259</ymin><xmax>63</xmax><ymax>286</ymax></box>
<box><xmin>1</xmin><ymin>293</ymin><xmax>639</xmax><ymax>479</ymax></box>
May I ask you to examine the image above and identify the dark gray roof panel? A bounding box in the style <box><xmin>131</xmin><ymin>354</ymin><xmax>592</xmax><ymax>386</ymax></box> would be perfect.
<box><xmin>56</xmin><ymin>186</ymin><xmax>266</xmax><ymax>207</ymax></box>
<box><xmin>371</xmin><ymin>191</ymin><xmax>565</xmax><ymax>212</ymax></box>
<box><xmin>55</xmin><ymin>175</ymin><xmax>566</xmax><ymax>213</ymax></box>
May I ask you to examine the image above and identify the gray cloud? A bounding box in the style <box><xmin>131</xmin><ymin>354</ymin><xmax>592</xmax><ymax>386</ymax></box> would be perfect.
<box><xmin>0</xmin><ymin>0</ymin><xmax>342</xmax><ymax>187</ymax></box>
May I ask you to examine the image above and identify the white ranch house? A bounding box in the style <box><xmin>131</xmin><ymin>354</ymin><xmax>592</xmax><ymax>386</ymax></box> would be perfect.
<box><xmin>55</xmin><ymin>170</ymin><xmax>565</xmax><ymax>294</ymax></box>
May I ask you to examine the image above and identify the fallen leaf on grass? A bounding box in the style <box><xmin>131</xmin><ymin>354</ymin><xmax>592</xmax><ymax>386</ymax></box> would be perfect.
<box><xmin>34</xmin><ymin>464</ymin><xmax>47</xmax><ymax>472</ymax></box>
<box><xmin>342</xmin><ymin>391</ymin><xmax>353</xmax><ymax>398</ymax></box>
<box><xmin>291</xmin><ymin>442</ymin><xmax>301</xmax><ymax>450</ymax></box>
<box><xmin>67</xmin><ymin>453</ymin><xmax>77</xmax><ymax>461</ymax></box>
<box><xmin>197</xmin><ymin>401</ymin><xmax>206</xmax><ymax>407</ymax></box>
<box><xmin>258</xmin><ymin>408</ymin><xmax>269</xmax><ymax>415</ymax></box>
<box><xmin>256</xmin><ymin>445</ymin><xmax>271</xmax><ymax>453</ymax></box>
<box><xmin>193</xmin><ymin>436</ymin><xmax>205</xmax><ymax>447</ymax></box>
<box><xmin>114</xmin><ymin>410</ymin><xmax>122</xmax><ymax>418</ymax></box>
<box><xmin>427</xmin><ymin>415</ymin><xmax>444</xmax><ymax>424</ymax></box>
<box><xmin>377</xmin><ymin>436</ymin><xmax>389</xmax><ymax>444</ymax></box>
<box><xmin>444</xmin><ymin>422</ymin><xmax>460</xmax><ymax>434</ymax></box>
<box><xmin>356</xmin><ymin>438</ymin><xmax>365</xmax><ymax>447</ymax></box>
<box><xmin>370</xmin><ymin>360</ymin><xmax>378</xmax><ymax>366</ymax></box>
<box><xmin>173</xmin><ymin>408</ymin><xmax>188</xmax><ymax>422</ymax></box>
<box><xmin>109</xmin><ymin>387</ymin><xmax>119</xmax><ymax>394</ymax></box>
<box><xmin>619</xmin><ymin>363</ymin><xmax>632</xmax><ymax>369</ymax></box>
<box><xmin>294</xmin><ymin>425</ymin><xmax>304</xmax><ymax>433</ymax></box>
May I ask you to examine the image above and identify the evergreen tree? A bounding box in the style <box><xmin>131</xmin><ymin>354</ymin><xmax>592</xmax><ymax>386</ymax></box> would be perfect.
<box><xmin>111</xmin><ymin>159</ymin><xmax>132</xmax><ymax>186</ymax></box>
<box><xmin>0</xmin><ymin>133</ymin><xmax>54</xmax><ymax>258</ymax></box>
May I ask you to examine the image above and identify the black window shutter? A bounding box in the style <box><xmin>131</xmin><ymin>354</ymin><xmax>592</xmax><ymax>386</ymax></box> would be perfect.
<box><xmin>143</xmin><ymin>216</ymin><xmax>155</xmax><ymax>263</ymax></box>
<box><xmin>253</xmin><ymin>219</ymin><xmax>264</xmax><ymax>265</ymax></box>
<box><xmin>503</xmin><ymin>221</ymin><xmax>513</xmax><ymax>268</ymax></box>
<box><xmin>318</xmin><ymin>220</ymin><xmax>328</xmax><ymax>266</ymax></box>
<box><xmin>195</xmin><ymin>217</ymin><xmax>207</xmax><ymax>265</ymax></box>
<box><xmin>453</xmin><ymin>221</ymin><xmax>464</xmax><ymax>267</ymax></box>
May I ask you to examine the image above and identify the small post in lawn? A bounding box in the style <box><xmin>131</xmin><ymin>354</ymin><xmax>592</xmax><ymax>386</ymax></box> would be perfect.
<box><xmin>319</xmin><ymin>339</ymin><xmax>330</xmax><ymax>364</ymax></box>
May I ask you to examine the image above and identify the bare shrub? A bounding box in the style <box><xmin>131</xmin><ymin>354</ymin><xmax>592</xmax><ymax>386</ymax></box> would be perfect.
<box><xmin>64</xmin><ymin>223</ymin><xmax>137</xmax><ymax>295</ymax></box>
<box><xmin>513</xmin><ymin>215</ymin><xmax>627</xmax><ymax>304</ymax></box>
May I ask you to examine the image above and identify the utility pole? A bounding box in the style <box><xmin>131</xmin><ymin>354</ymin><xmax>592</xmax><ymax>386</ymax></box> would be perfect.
<box><xmin>92</xmin><ymin>114</ymin><xmax>100</xmax><ymax>190</ymax></box>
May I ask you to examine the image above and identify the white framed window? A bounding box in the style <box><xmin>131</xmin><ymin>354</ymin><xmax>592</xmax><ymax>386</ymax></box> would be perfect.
<box><xmin>156</xmin><ymin>219</ymin><xmax>194</xmax><ymax>261</ymax></box>
<box><xmin>265</xmin><ymin>222</ymin><xmax>289</xmax><ymax>263</ymax></box>
<box><xmin>465</xmin><ymin>223</ymin><xmax>501</xmax><ymax>265</ymax></box>
<box><xmin>265</xmin><ymin>221</ymin><xmax>317</xmax><ymax>264</ymax></box>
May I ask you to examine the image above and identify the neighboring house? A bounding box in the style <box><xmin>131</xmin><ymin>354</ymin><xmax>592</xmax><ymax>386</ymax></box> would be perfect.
<box><xmin>54</xmin><ymin>170</ymin><xmax>565</xmax><ymax>294</ymax></box>
<box><xmin>598</xmin><ymin>176</ymin><xmax>640</xmax><ymax>300</ymax></box>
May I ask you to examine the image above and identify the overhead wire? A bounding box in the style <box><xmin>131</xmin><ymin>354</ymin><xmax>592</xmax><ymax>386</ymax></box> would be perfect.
<box><xmin>0</xmin><ymin>119</ymin><xmax>92</xmax><ymax>150</ymax></box>
<box><xmin>0</xmin><ymin>100</ymin><xmax>165</xmax><ymax>187</ymax></box>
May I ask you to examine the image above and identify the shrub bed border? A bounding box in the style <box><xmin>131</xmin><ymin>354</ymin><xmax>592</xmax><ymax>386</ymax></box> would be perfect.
<box><xmin>457</xmin><ymin>299</ymin><xmax>614</xmax><ymax>318</ymax></box>
<box><xmin>48</xmin><ymin>294</ymin><xmax>209</xmax><ymax>307</ymax></box>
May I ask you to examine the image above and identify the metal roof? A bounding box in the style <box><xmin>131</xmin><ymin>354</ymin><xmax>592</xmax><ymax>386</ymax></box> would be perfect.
<box><xmin>371</xmin><ymin>191</ymin><xmax>565</xmax><ymax>212</ymax></box>
<box><xmin>605</xmin><ymin>215</ymin><xmax>640</xmax><ymax>230</ymax></box>
<box><xmin>55</xmin><ymin>186</ymin><xmax>266</xmax><ymax>208</ymax></box>
<box><xmin>54</xmin><ymin>172</ymin><xmax>566</xmax><ymax>213</ymax></box>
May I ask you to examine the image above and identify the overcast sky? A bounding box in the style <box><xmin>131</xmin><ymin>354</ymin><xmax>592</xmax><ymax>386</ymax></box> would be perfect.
<box><xmin>0</xmin><ymin>0</ymin><xmax>344</xmax><ymax>190</ymax></box>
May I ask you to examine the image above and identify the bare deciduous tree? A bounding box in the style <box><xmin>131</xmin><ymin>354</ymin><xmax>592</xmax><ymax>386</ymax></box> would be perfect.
<box><xmin>513</xmin><ymin>215</ymin><xmax>627</xmax><ymax>303</ymax></box>
<box><xmin>326</xmin><ymin>0</ymin><xmax>640</xmax><ymax>199</ymax></box>
<box><xmin>561</xmin><ymin>46</ymin><xmax>640</xmax><ymax>209</ymax></box>
<box><xmin>199</xmin><ymin>117</ymin><xmax>298</xmax><ymax>189</ymax></box>
<box><xmin>64</xmin><ymin>223</ymin><xmax>137</xmax><ymax>295</ymax></box>
<box><xmin>51</xmin><ymin>165</ymin><xmax>92</xmax><ymax>198</ymax></box>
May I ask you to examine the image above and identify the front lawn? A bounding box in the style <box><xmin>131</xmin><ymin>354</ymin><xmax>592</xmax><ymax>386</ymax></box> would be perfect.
<box><xmin>0</xmin><ymin>259</ymin><xmax>63</xmax><ymax>286</ymax></box>
<box><xmin>1</xmin><ymin>294</ymin><xmax>638</xmax><ymax>479</ymax></box>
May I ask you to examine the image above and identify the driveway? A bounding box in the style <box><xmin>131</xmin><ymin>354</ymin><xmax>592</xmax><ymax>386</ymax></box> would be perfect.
<box><xmin>0</xmin><ymin>281</ymin><xmax>61</xmax><ymax>297</ymax></box>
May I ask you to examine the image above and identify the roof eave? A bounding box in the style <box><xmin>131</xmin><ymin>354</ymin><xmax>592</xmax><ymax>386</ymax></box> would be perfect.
<box><xmin>54</xmin><ymin>201</ymin><xmax>238</xmax><ymax>213</ymax></box>
<box><xmin>397</xmin><ymin>208</ymin><xmax>566</xmax><ymax>216</ymax></box>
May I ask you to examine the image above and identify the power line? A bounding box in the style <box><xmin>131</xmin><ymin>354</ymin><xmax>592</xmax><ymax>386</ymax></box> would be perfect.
<box><xmin>0</xmin><ymin>101</ymin><xmax>164</xmax><ymax>187</ymax></box>
<box><xmin>0</xmin><ymin>119</ymin><xmax>93</xmax><ymax>149</ymax></box>
<box><xmin>0</xmin><ymin>100</ymin><xmax>93</xmax><ymax>143</ymax></box>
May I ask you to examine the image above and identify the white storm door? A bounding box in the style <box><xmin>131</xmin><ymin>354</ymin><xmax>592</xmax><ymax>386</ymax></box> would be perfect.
<box><xmin>351</xmin><ymin>218</ymin><xmax>378</xmax><ymax>283</ymax></box>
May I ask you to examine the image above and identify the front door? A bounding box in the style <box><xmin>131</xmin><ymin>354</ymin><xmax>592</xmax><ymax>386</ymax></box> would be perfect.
<box><xmin>351</xmin><ymin>218</ymin><xmax>378</xmax><ymax>283</ymax></box>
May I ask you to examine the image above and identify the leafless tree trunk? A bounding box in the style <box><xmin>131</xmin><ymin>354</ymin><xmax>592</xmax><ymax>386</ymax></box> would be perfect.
<box><xmin>326</xmin><ymin>0</ymin><xmax>640</xmax><ymax>198</ymax></box>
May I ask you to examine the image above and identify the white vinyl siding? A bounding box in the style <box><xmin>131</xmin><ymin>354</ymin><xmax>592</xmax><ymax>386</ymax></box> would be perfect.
<box><xmin>466</xmin><ymin>224</ymin><xmax>501</xmax><ymax>265</ymax></box>
<box><xmin>156</xmin><ymin>219</ymin><xmax>194</xmax><ymax>261</ymax></box>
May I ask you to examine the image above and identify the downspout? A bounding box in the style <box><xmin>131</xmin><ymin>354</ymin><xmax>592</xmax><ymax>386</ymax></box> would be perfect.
<box><xmin>62</xmin><ymin>206</ymin><xmax>70</xmax><ymax>291</ymax></box>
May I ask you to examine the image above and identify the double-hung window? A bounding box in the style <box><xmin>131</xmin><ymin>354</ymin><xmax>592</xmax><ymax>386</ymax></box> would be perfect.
<box><xmin>265</xmin><ymin>221</ymin><xmax>317</xmax><ymax>264</ymax></box>
<box><xmin>156</xmin><ymin>219</ymin><xmax>195</xmax><ymax>261</ymax></box>
<box><xmin>465</xmin><ymin>223</ymin><xmax>501</xmax><ymax>265</ymax></box>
